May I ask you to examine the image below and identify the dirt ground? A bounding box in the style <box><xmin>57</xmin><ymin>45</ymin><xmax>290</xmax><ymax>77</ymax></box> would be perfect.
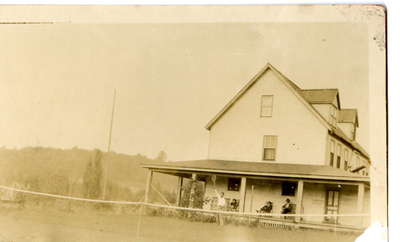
<box><xmin>0</xmin><ymin>206</ymin><xmax>361</xmax><ymax>242</ymax></box>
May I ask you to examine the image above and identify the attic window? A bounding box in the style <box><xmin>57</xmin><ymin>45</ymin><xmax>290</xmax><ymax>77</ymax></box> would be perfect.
<box><xmin>261</xmin><ymin>95</ymin><xmax>273</xmax><ymax>117</ymax></box>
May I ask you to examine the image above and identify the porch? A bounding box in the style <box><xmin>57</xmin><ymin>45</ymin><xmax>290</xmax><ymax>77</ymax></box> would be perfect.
<box><xmin>141</xmin><ymin>159</ymin><xmax>370</xmax><ymax>230</ymax></box>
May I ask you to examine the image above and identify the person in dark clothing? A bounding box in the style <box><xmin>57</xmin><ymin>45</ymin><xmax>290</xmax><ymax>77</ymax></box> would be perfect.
<box><xmin>281</xmin><ymin>198</ymin><xmax>292</xmax><ymax>214</ymax></box>
<box><xmin>230</xmin><ymin>199</ymin><xmax>239</xmax><ymax>211</ymax></box>
<box><xmin>258</xmin><ymin>201</ymin><xmax>273</xmax><ymax>213</ymax></box>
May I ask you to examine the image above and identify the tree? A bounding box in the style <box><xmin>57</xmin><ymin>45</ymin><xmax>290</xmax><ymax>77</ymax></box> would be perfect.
<box><xmin>156</xmin><ymin>150</ymin><xmax>168</xmax><ymax>162</ymax></box>
<box><xmin>181</xmin><ymin>179</ymin><xmax>205</xmax><ymax>208</ymax></box>
<box><xmin>83</xmin><ymin>149</ymin><xmax>103</xmax><ymax>199</ymax></box>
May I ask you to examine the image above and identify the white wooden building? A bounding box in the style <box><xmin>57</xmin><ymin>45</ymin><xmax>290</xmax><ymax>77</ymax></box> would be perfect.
<box><xmin>142</xmin><ymin>63</ymin><xmax>370</xmax><ymax>230</ymax></box>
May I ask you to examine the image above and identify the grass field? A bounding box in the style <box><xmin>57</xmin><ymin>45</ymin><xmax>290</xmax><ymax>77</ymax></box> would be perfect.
<box><xmin>0</xmin><ymin>206</ymin><xmax>361</xmax><ymax>242</ymax></box>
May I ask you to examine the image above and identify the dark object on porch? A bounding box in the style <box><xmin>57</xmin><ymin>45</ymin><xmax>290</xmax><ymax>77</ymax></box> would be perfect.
<box><xmin>282</xmin><ymin>182</ymin><xmax>297</xmax><ymax>196</ymax></box>
<box><xmin>229</xmin><ymin>199</ymin><xmax>239</xmax><ymax>211</ymax></box>
<box><xmin>257</xmin><ymin>201</ymin><xmax>273</xmax><ymax>213</ymax></box>
<box><xmin>282</xmin><ymin>199</ymin><xmax>296</xmax><ymax>220</ymax></box>
<box><xmin>227</xmin><ymin>178</ymin><xmax>241</xmax><ymax>191</ymax></box>
<box><xmin>284</xmin><ymin>204</ymin><xmax>297</xmax><ymax>220</ymax></box>
<box><xmin>281</xmin><ymin>198</ymin><xmax>292</xmax><ymax>214</ymax></box>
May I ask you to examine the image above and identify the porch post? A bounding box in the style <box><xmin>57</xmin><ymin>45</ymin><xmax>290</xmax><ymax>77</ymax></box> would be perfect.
<box><xmin>357</xmin><ymin>183</ymin><xmax>365</xmax><ymax>213</ymax></box>
<box><xmin>144</xmin><ymin>170</ymin><xmax>153</xmax><ymax>203</ymax></box>
<box><xmin>249</xmin><ymin>185</ymin><xmax>255</xmax><ymax>212</ymax></box>
<box><xmin>188</xmin><ymin>173</ymin><xmax>198</xmax><ymax>208</ymax></box>
<box><xmin>295</xmin><ymin>180</ymin><xmax>304</xmax><ymax>222</ymax></box>
<box><xmin>239</xmin><ymin>177</ymin><xmax>247</xmax><ymax>213</ymax></box>
<box><xmin>176</xmin><ymin>176</ymin><xmax>183</xmax><ymax>206</ymax></box>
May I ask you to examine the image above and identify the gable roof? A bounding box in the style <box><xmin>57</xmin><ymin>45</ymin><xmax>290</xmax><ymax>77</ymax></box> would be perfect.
<box><xmin>142</xmin><ymin>159</ymin><xmax>369</xmax><ymax>182</ymax></box>
<box><xmin>300</xmin><ymin>89</ymin><xmax>340</xmax><ymax>108</ymax></box>
<box><xmin>204</xmin><ymin>62</ymin><xmax>370</xmax><ymax>160</ymax></box>
<box><xmin>205</xmin><ymin>63</ymin><xmax>330</xmax><ymax>131</ymax></box>
<box><xmin>338</xmin><ymin>109</ymin><xmax>359</xmax><ymax>127</ymax></box>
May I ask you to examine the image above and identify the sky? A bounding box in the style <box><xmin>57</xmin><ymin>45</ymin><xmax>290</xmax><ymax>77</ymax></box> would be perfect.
<box><xmin>0</xmin><ymin>23</ymin><xmax>369</xmax><ymax>160</ymax></box>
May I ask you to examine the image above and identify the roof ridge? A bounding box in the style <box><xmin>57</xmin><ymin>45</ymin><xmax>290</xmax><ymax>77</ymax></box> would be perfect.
<box><xmin>266</xmin><ymin>63</ymin><xmax>302</xmax><ymax>90</ymax></box>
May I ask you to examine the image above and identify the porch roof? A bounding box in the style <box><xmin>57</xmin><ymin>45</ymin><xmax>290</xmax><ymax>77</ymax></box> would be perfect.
<box><xmin>141</xmin><ymin>159</ymin><xmax>369</xmax><ymax>183</ymax></box>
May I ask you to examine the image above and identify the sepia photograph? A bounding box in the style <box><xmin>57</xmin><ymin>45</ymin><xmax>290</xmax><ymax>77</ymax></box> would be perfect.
<box><xmin>0</xmin><ymin>4</ymin><xmax>387</xmax><ymax>242</ymax></box>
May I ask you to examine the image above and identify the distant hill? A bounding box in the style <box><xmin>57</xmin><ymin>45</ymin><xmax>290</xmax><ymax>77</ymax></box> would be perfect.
<box><xmin>0</xmin><ymin>147</ymin><xmax>177</xmax><ymax>202</ymax></box>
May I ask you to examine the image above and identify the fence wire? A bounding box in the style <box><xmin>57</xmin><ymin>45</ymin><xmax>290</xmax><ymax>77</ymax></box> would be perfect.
<box><xmin>0</xmin><ymin>184</ymin><xmax>370</xmax><ymax>217</ymax></box>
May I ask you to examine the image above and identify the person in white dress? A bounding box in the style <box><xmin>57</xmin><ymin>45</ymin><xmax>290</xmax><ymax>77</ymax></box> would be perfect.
<box><xmin>214</xmin><ymin>189</ymin><xmax>226</xmax><ymax>225</ymax></box>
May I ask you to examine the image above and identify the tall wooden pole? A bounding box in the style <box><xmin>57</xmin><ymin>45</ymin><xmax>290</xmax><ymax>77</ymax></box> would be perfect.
<box><xmin>144</xmin><ymin>170</ymin><xmax>153</xmax><ymax>203</ymax></box>
<box><xmin>250</xmin><ymin>185</ymin><xmax>254</xmax><ymax>212</ymax></box>
<box><xmin>102</xmin><ymin>88</ymin><xmax>117</xmax><ymax>200</ymax></box>
<box><xmin>176</xmin><ymin>176</ymin><xmax>183</xmax><ymax>206</ymax></box>
<box><xmin>137</xmin><ymin>169</ymin><xmax>152</xmax><ymax>240</ymax></box>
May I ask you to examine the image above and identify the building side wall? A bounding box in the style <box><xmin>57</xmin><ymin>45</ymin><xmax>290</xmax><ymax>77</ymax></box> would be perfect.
<box><xmin>327</xmin><ymin>134</ymin><xmax>370</xmax><ymax>175</ymax></box>
<box><xmin>302</xmin><ymin>183</ymin><xmax>326</xmax><ymax>223</ymax></box>
<box><xmin>337</xmin><ymin>185</ymin><xmax>363</xmax><ymax>226</ymax></box>
<box><xmin>363</xmin><ymin>188</ymin><xmax>371</xmax><ymax>227</ymax></box>
<box><xmin>208</xmin><ymin>69</ymin><xmax>327</xmax><ymax>165</ymax></box>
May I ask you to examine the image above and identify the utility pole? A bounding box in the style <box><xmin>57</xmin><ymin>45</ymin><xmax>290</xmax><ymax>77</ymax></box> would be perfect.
<box><xmin>102</xmin><ymin>88</ymin><xmax>116</xmax><ymax>200</ymax></box>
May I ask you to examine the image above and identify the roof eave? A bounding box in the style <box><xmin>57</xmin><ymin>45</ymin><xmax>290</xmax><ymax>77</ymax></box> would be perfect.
<box><xmin>205</xmin><ymin>63</ymin><xmax>273</xmax><ymax>130</ymax></box>
<box><xmin>329</xmin><ymin>129</ymin><xmax>370</xmax><ymax>161</ymax></box>
<box><xmin>141</xmin><ymin>164</ymin><xmax>370</xmax><ymax>183</ymax></box>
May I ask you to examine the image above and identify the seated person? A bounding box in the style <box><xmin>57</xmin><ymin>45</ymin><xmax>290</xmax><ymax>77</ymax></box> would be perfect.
<box><xmin>258</xmin><ymin>201</ymin><xmax>273</xmax><ymax>213</ymax></box>
<box><xmin>281</xmin><ymin>198</ymin><xmax>292</xmax><ymax>214</ymax></box>
<box><xmin>203</xmin><ymin>197</ymin><xmax>212</xmax><ymax>210</ymax></box>
<box><xmin>229</xmin><ymin>199</ymin><xmax>239</xmax><ymax>211</ymax></box>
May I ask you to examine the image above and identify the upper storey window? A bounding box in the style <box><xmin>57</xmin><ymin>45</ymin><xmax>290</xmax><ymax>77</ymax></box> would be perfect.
<box><xmin>261</xmin><ymin>95</ymin><xmax>273</xmax><ymax>117</ymax></box>
<box><xmin>336</xmin><ymin>144</ymin><xmax>342</xmax><ymax>169</ymax></box>
<box><xmin>344</xmin><ymin>148</ymin><xmax>349</xmax><ymax>171</ymax></box>
<box><xmin>329</xmin><ymin>139</ymin><xmax>335</xmax><ymax>167</ymax></box>
<box><xmin>263</xmin><ymin>135</ymin><xmax>277</xmax><ymax>161</ymax></box>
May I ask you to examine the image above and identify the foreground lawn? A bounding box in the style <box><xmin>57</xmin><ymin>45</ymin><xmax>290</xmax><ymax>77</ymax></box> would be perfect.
<box><xmin>0</xmin><ymin>206</ymin><xmax>361</xmax><ymax>242</ymax></box>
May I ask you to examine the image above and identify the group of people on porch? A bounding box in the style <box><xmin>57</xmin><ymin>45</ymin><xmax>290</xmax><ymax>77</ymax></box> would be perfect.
<box><xmin>207</xmin><ymin>188</ymin><xmax>293</xmax><ymax>215</ymax></box>
<box><xmin>256</xmin><ymin>198</ymin><xmax>293</xmax><ymax>214</ymax></box>
<box><xmin>202</xmin><ymin>189</ymin><xmax>239</xmax><ymax>211</ymax></box>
